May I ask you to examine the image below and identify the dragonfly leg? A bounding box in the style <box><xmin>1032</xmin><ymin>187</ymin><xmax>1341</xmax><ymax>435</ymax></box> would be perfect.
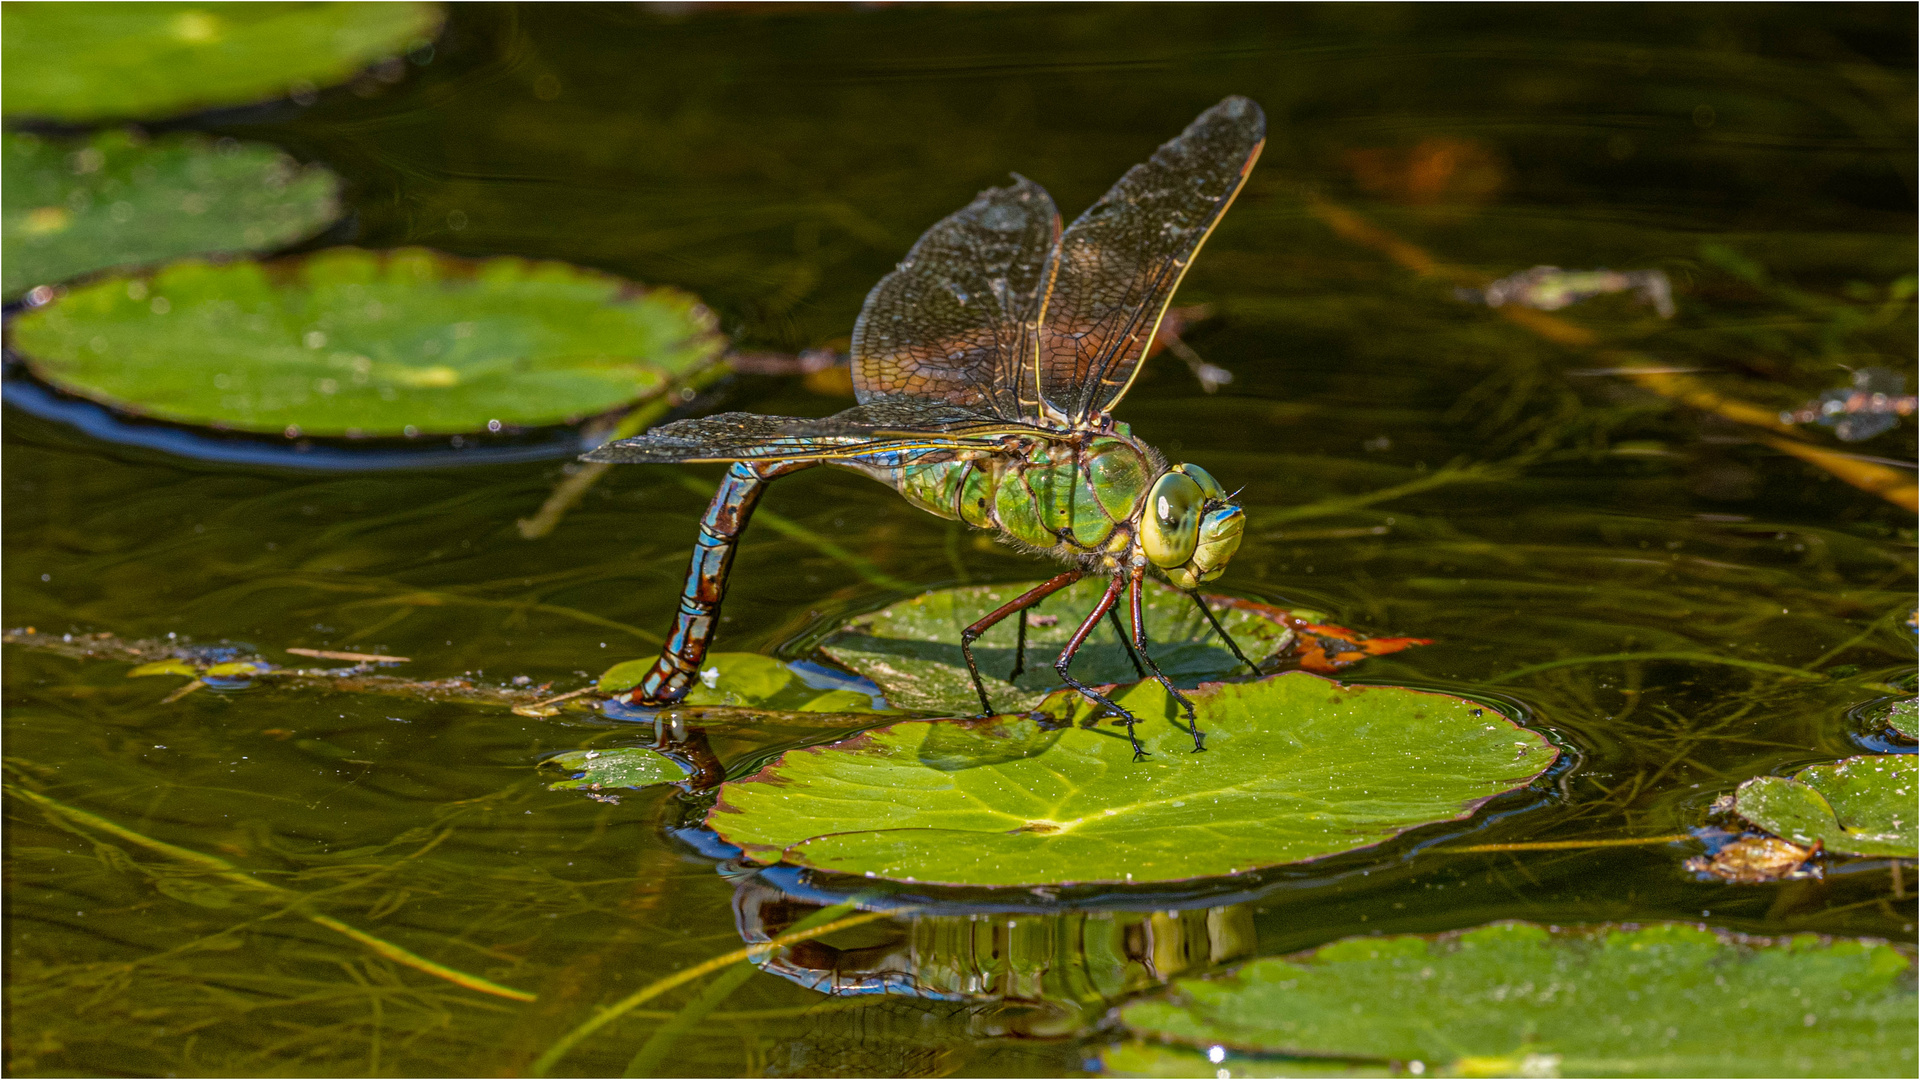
<box><xmin>1106</xmin><ymin>606</ymin><xmax>1148</xmax><ymax>680</ymax></box>
<box><xmin>1054</xmin><ymin>575</ymin><xmax>1148</xmax><ymax>760</ymax></box>
<box><xmin>1127</xmin><ymin>567</ymin><xmax>1202</xmax><ymax>751</ymax></box>
<box><xmin>960</xmin><ymin>571</ymin><xmax>1083</xmax><ymax>715</ymax></box>
<box><xmin>1008</xmin><ymin>608</ymin><xmax>1029</xmax><ymax>682</ymax></box>
<box><xmin>626</xmin><ymin>460</ymin><xmax>817</xmax><ymax>706</ymax></box>
<box><xmin>1190</xmin><ymin>591</ymin><xmax>1261</xmax><ymax>676</ymax></box>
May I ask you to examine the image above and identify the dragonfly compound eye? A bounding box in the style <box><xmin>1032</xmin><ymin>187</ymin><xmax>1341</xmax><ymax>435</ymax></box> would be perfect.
<box><xmin>1163</xmin><ymin>504</ymin><xmax>1244</xmax><ymax>590</ymax></box>
<box><xmin>1143</xmin><ymin>470</ymin><xmax>1203</xmax><ymax>567</ymax></box>
<box><xmin>1175</xmin><ymin>463</ymin><xmax>1227</xmax><ymax>503</ymax></box>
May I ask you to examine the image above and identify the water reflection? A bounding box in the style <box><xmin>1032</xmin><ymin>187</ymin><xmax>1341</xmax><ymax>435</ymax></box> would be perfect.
<box><xmin>732</xmin><ymin>877</ymin><xmax>1255</xmax><ymax>1037</ymax></box>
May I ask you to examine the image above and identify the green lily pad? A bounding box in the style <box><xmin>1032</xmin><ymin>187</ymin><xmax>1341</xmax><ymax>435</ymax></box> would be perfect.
<box><xmin>1733</xmin><ymin>755</ymin><xmax>1915</xmax><ymax>857</ymax></box>
<box><xmin>820</xmin><ymin>579</ymin><xmax>1294</xmax><ymax>714</ymax></box>
<box><xmin>127</xmin><ymin>659</ymin><xmax>198</xmax><ymax>678</ymax></box>
<box><xmin>2</xmin><ymin>2</ymin><xmax>442</xmax><ymax>122</ymax></box>
<box><xmin>596</xmin><ymin>652</ymin><xmax>888</xmax><ymax>712</ymax></box>
<box><xmin>1102</xmin><ymin>1042</ymin><xmax>1384</xmax><ymax>1078</ymax></box>
<box><xmin>2</xmin><ymin>131</ymin><xmax>340</xmax><ymax>299</ymax></box>
<box><xmin>707</xmin><ymin>672</ymin><xmax>1555</xmax><ymax>887</ymax></box>
<box><xmin>6</xmin><ymin>247</ymin><xmax>727</xmax><ymax>436</ymax></box>
<box><xmin>1886</xmin><ymin>699</ymin><xmax>1917</xmax><ymax>740</ymax></box>
<box><xmin>542</xmin><ymin>747</ymin><xmax>687</xmax><ymax>792</ymax></box>
<box><xmin>1112</xmin><ymin>922</ymin><xmax>1916</xmax><ymax>1078</ymax></box>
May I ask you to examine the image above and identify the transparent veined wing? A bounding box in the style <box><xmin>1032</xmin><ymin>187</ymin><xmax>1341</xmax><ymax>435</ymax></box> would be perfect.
<box><xmin>582</xmin><ymin>398</ymin><xmax>1063</xmax><ymax>465</ymax></box>
<box><xmin>850</xmin><ymin>175</ymin><xmax>1060</xmax><ymax>423</ymax></box>
<box><xmin>1036</xmin><ymin>96</ymin><xmax>1265</xmax><ymax>423</ymax></box>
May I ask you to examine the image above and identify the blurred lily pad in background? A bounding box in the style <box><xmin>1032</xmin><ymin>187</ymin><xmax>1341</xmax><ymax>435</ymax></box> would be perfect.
<box><xmin>2</xmin><ymin>130</ymin><xmax>340</xmax><ymax>298</ymax></box>
<box><xmin>6</xmin><ymin>247</ymin><xmax>728</xmax><ymax>437</ymax></box>
<box><xmin>821</xmin><ymin>579</ymin><xmax>1300</xmax><ymax>714</ymax></box>
<box><xmin>1</xmin><ymin>2</ymin><xmax>442</xmax><ymax>122</ymax></box>
<box><xmin>1110</xmin><ymin>923</ymin><xmax>1916</xmax><ymax>1078</ymax></box>
<box><xmin>709</xmin><ymin>673</ymin><xmax>1555</xmax><ymax>887</ymax></box>
<box><xmin>1733</xmin><ymin>755</ymin><xmax>1916</xmax><ymax>858</ymax></box>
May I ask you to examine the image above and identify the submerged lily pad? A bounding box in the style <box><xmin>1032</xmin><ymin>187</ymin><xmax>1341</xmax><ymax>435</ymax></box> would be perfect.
<box><xmin>3</xmin><ymin>130</ymin><xmax>340</xmax><ymax>298</ymax></box>
<box><xmin>1111</xmin><ymin>923</ymin><xmax>1916</xmax><ymax>1078</ymax></box>
<box><xmin>821</xmin><ymin>579</ymin><xmax>1297</xmax><ymax>714</ymax></box>
<box><xmin>1733</xmin><ymin>755</ymin><xmax>1915</xmax><ymax>857</ymax></box>
<box><xmin>2</xmin><ymin>2</ymin><xmax>442</xmax><ymax>122</ymax></box>
<box><xmin>541</xmin><ymin>747</ymin><xmax>687</xmax><ymax>792</ymax></box>
<box><xmin>7</xmin><ymin>248</ymin><xmax>727</xmax><ymax>436</ymax></box>
<box><xmin>708</xmin><ymin>672</ymin><xmax>1555</xmax><ymax>887</ymax></box>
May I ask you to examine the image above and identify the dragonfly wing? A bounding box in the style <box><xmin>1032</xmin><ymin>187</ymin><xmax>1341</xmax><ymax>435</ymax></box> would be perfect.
<box><xmin>1037</xmin><ymin>96</ymin><xmax>1265</xmax><ymax>422</ymax></box>
<box><xmin>582</xmin><ymin>399</ymin><xmax>1058</xmax><ymax>465</ymax></box>
<box><xmin>851</xmin><ymin>175</ymin><xmax>1060</xmax><ymax>422</ymax></box>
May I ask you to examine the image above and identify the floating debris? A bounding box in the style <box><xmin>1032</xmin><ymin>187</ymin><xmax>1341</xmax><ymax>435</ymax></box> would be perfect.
<box><xmin>1684</xmin><ymin>836</ymin><xmax>1818</xmax><ymax>883</ymax></box>
<box><xmin>1779</xmin><ymin>367</ymin><xmax>1916</xmax><ymax>442</ymax></box>
<box><xmin>1457</xmin><ymin>265</ymin><xmax>1674</xmax><ymax>318</ymax></box>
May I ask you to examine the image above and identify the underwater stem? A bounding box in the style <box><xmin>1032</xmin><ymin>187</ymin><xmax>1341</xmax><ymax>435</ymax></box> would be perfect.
<box><xmin>4</xmin><ymin>784</ymin><xmax>537</xmax><ymax>1003</ymax></box>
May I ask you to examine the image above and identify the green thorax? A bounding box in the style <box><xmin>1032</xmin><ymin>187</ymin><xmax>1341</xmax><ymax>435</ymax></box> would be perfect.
<box><xmin>854</xmin><ymin>432</ymin><xmax>1158</xmax><ymax>558</ymax></box>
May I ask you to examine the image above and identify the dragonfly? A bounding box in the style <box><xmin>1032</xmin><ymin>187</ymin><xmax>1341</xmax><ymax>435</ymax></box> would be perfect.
<box><xmin>587</xmin><ymin>96</ymin><xmax>1267</xmax><ymax>759</ymax></box>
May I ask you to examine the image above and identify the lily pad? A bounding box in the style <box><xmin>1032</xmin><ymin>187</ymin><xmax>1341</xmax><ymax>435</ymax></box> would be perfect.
<box><xmin>2</xmin><ymin>131</ymin><xmax>340</xmax><ymax>299</ymax></box>
<box><xmin>597</xmin><ymin>652</ymin><xmax>888</xmax><ymax>712</ymax></box>
<box><xmin>1103</xmin><ymin>1042</ymin><xmax>1383</xmax><ymax>1078</ymax></box>
<box><xmin>1886</xmin><ymin>699</ymin><xmax>1917</xmax><ymax>740</ymax></box>
<box><xmin>1111</xmin><ymin>922</ymin><xmax>1916</xmax><ymax>1078</ymax></box>
<box><xmin>6</xmin><ymin>247</ymin><xmax>727</xmax><ymax>436</ymax></box>
<box><xmin>707</xmin><ymin>672</ymin><xmax>1555</xmax><ymax>887</ymax></box>
<box><xmin>2</xmin><ymin>2</ymin><xmax>442</xmax><ymax>122</ymax></box>
<box><xmin>821</xmin><ymin>579</ymin><xmax>1297</xmax><ymax>714</ymax></box>
<box><xmin>1733</xmin><ymin>755</ymin><xmax>1915</xmax><ymax>857</ymax></box>
<box><xmin>542</xmin><ymin>747</ymin><xmax>687</xmax><ymax>792</ymax></box>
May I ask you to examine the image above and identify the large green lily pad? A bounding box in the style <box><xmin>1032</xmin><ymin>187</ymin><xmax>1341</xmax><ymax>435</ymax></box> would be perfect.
<box><xmin>708</xmin><ymin>673</ymin><xmax>1555</xmax><ymax>887</ymax></box>
<box><xmin>821</xmin><ymin>579</ymin><xmax>1296</xmax><ymax>714</ymax></box>
<box><xmin>6</xmin><ymin>247</ymin><xmax>728</xmax><ymax>437</ymax></box>
<box><xmin>1111</xmin><ymin>922</ymin><xmax>1915</xmax><ymax>1078</ymax></box>
<box><xmin>2</xmin><ymin>130</ymin><xmax>339</xmax><ymax>299</ymax></box>
<box><xmin>2</xmin><ymin>2</ymin><xmax>442</xmax><ymax>122</ymax></box>
<box><xmin>1733</xmin><ymin>755</ymin><xmax>1915</xmax><ymax>857</ymax></box>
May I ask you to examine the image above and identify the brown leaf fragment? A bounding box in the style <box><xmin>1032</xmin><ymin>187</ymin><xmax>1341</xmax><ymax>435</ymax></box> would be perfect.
<box><xmin>285</xmin><ymin>648</ymin><xmax>410</xmax><ymax>663</ymax></box>
<box><xmin>1684</xmin><ymin>836</ymin><xmax>1817</xmax><ymax>883</ymax></box>
<box><xmin>160</xmin><ymin>679</ymin><xmax>206</xmax><ymax>704</ymax></box>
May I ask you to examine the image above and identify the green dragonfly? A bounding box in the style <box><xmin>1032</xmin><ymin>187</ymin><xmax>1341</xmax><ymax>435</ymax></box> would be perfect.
<box><xmin>587</xmin><ymin>96</ymin><xmax>1266</xmax><ymax>758</ymax></box>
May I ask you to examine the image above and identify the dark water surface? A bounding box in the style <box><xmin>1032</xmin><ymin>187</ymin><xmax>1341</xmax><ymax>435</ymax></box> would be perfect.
<box><xmin>6</xmin><ymin>5</ymin><xmax>1916</xmax><ymax>1076</ymax></box>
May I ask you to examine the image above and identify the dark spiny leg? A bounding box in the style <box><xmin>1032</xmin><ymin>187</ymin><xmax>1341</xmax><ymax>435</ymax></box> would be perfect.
<box><xmin>961</xmin><ymin>571</ymin><xmax>1084</xmax><ymax>715</ymax></box>
<box><xmin>1127</xmin><ymin>567</ymin><xmax>1202</xmax><ymax>751</ymax></box>
<box><xmin>1106</xmin><ymin>605</ymin><xmax>1148</xmax><ymax>680</ymax></box>
<box><xmin>1008</xmin><ymin>607</ymin><xmax>1029</xmax><ymax>682</ymax></box>
<box><xmin>1055</xmin><ymin>576</ymin><xmax>1147</xmax><ymax>760</ymax></box>
<box><xmin>1191</xmin><ymin>590</ymin><xmax>1261</xmax><ymax>676</ymax></box>
<box><xmin>628</xmin><ymin>460</ymin><xmax>816</xmax><ymax>705</ymax></box>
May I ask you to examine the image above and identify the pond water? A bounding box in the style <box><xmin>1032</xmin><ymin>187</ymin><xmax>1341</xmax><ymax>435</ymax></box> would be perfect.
<box><xmin>5</xmin><ymin>6</ymin><xmax>1915</xmax><ymax>1076</ymax></box>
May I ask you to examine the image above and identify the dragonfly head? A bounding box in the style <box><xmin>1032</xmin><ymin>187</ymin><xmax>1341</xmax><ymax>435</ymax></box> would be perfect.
<box><xmin>1141</xmin><ymin>463</ymin><xmax>1244</xmax><ymax>590</ymax></box>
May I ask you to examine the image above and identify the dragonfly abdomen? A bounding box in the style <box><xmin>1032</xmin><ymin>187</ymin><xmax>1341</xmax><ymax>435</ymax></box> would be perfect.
<box><xmin>870</xmin><ymin>434</ymin><xmax>1156</xmax><ymax>563</ymax></box>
